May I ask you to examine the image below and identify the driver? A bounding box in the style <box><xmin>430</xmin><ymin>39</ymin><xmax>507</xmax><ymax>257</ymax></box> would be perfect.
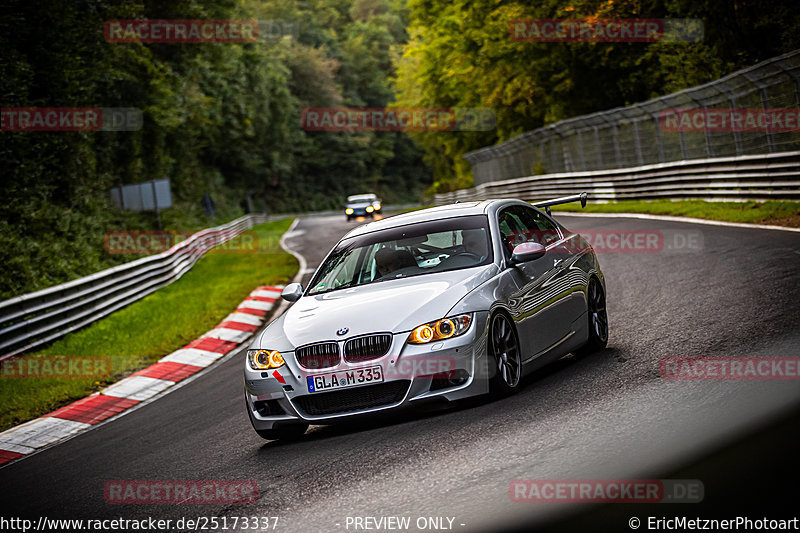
<box><xmin>375</xmin><ymin>248</ymin><xmax>416</xmax><ymax>277</ymax></box>
<box><xmin>460</xmin><ymin>229</ymin><xmax>487</xmax><ymax>260</ymax></box>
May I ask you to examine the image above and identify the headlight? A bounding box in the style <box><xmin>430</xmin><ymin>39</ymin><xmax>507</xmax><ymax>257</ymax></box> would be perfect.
<box><xmin>345</xmin><ymin>208</ymin><xmax>354</xmax><ymax>215</ymax></box>
<box><xmin>408</xmin><ymin>314</ymin><xmax>472</xmax><ymax>344</ymax></box>
<box><xmin>373</xmin><ymin>203</ymin><xmax>381</xmax><ymax>210</ymax></box>
<box><xmin>248</xmin><ymin>349</ymin><xmax>285</xmax><ymax>370</ymax></box>
<box><xmin>366</xmin><ymin>206</ymin><xmax>374</xmax><ymax>213</ymax></box>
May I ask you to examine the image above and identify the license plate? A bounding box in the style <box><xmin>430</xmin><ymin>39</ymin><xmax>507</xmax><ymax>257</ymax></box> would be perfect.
<box><xmin>306</xmin><ymin>366</ymin><xmax>383</xmax><ymax>393</ymax></box>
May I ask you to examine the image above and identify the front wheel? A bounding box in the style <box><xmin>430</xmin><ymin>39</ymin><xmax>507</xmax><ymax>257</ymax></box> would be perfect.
<box><xmin>255</xmin><ymin>423</ymin><xmax>309</xmax><ymax>441</ymax></box>
<box><xmin>488</xmin><ymin>313</ymin><xmax>522</xmax><ymax>396</ymax></box>
<box><xmin>576</xmin><ymin>277</ymin><xmax>608</xmax><ymax>355</ymax></box>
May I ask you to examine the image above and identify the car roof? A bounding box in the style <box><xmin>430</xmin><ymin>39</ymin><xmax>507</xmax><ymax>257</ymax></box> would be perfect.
<box><xmin>342</xmin><ymin>200</ymin><xmax>510</xmax><ymax>239</ymax></box>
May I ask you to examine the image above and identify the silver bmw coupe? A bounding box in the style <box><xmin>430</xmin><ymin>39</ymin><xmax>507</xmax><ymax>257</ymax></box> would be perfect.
<box><xmin>244</xmin><ymin>195</ymin><xmax>608</xmax><ymax>440</ymax></box>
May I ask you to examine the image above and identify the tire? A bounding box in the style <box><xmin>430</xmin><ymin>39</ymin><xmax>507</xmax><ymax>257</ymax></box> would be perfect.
<box><xmin>255</xmin><ymin>423</ymin><xmax>309</xmax><ymax>441</ymax></box>
<box><xmin>488</xmin><ymin>312</ymin><xmax>522</xmax><ymax>396</ymax></box>
<box><xmin>576</xmin><ymin>277</ymin><xmax>608</xmax><ymax>356</ymax></box>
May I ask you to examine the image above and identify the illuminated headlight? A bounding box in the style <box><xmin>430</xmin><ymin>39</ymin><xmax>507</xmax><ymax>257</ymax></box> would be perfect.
<box><xmin>248</xmin><ymin>349</ymin><xmax>285</xmax><ymax>370</ymax></box>
<box><xmin>345</xmin><ymin>208</ymin><xmax>354</xmax><ymax>215</ymax></box>
<box><xmin>408</xmin><ymin>314</ymin><xmax>472</xmax><ymax>344</ymax></box>
<box><xmin>373</xmin><ymin>202</ymin><xmax>381</xmax><ymax>210</ymax></box>
<box><xmin>366</xmin><ymin>206</ymin><xmax>374</xmax><ymax>213</ymax></box>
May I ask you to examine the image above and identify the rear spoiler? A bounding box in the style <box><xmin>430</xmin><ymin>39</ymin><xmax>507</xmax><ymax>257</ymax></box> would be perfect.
<box><xmin>533</xmin><ymin>192</ymin><xmax>588</xmax><ymax>216</ymax></box>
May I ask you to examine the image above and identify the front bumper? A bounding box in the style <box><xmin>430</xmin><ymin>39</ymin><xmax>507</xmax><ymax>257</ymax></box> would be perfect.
<box><xmin>345</xmin><ymin>207</ymin><xmax>372</xmax><ymax>217</ymax></box>
<box><xmin>244</xmin><ymin>311</ymin><xmax>490</xmax><ymax>430</ymax></box>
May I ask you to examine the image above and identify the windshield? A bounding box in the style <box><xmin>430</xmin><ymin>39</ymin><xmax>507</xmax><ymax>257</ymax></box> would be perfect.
<box><xmin>346</xmin><ymin>195</ymin><xmax>377</xmax><ymax>203</ymax></box>
<box><xmin>308</xmin><ymin>215</ymin><xmax>492</xmax><ymax>295</ymax></box>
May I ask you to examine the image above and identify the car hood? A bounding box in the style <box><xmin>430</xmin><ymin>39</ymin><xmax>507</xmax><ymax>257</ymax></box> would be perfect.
<box><xmin>256</xmin><ymin>265</ymin><xmax>497</xmax><ymax>350</ymax></box>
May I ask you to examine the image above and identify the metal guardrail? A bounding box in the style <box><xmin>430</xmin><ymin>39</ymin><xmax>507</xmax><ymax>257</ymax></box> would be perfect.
<box><xmin>0</xmin><ymin>213</ymin><xmax>268</xmax><ymax>358</ymax></box>
<box><xmin>433</xmin><ymin>151</ymin><xmax>800</xmax><ymax>205</ymax></box>
<box><xmin>464</xmin><ymin>50</ymin><xmax>800</xmax><ymax>185</ymax></box>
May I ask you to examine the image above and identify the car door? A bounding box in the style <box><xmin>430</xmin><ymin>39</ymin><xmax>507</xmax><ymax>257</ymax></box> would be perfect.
<box><xmin>498</xmin><ymin>205</ymin><xmax>574</xmax><ymax>362</ymax></box>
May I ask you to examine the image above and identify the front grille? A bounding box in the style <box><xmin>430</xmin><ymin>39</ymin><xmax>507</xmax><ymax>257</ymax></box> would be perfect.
<box><xmin>344</xmin><ymin>333</ymin><xmax>392</xmax><ymax>362</ymax></box>
<box><xmin>295</xmin><ymin>342</ymin><xmax>340</xmax><ymax>369</ymax></box>
<box><xmin>292</xmin><ymin>381</ymin><xmax>410</xmax><ymax>416</ymax></box>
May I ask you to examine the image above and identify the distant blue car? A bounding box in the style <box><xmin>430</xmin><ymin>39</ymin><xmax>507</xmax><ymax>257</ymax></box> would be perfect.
<box><xmin>344</xmin><ymin>193</ymin><xmax>381</xmax><ymax>220</ymax></box>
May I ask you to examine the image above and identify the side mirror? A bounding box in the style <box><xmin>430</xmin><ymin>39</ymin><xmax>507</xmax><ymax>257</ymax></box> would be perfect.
<box><xmin>510</xmin><ymin>242</ymin><xmax>546</xmax><ymax>264</ymax></box>
<box><xmin>281</xmin><ymin>283</ymin><xmax>304</xmax><ymax>302</ymax></box>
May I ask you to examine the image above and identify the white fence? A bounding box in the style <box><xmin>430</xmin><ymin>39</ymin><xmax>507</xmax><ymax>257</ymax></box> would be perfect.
<box><xmin>0</xmin><ymin>214</ymin><xmax>268</xmax><ymax>358</ymax></box>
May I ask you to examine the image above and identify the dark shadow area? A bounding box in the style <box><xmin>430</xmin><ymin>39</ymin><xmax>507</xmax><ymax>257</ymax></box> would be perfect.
<box><xmin>498</xmin><ymin>404</ymin><xmax>800</xmax><ymax>532</ymax></box>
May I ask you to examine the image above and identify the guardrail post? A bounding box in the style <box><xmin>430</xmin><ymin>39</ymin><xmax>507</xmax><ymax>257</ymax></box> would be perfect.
<box><xmin>611</xmin><ymin>123</ymin><xmax>622</xmax><ymax>168</ymax></box>
<box><xmin>647</xmin><ymin>110</ymin><xmax>666</xmax><ymax>163</ymax></box>
<box><xmin>592</xmin><ymin>126</ymin><xmax>603</xmax><ymax>168</ymax></box>
<box><xmin>684</xmin><ymin>92</ymin><xmax>714</xmax><ymax>157</ymax></box>
<box><xmin>716</xmin><ymin>85</ymin><xmax>744</xmax><ymax>156</ymax></box>
<box><xmin>741</xmin><ymin>71</ymin><xmax>777</xmax><ymax>153</ymax></box>
<box><xmin>760</xmin><ymin>87</ymin><xmax>777</xmax><ymax>153</ymax></box>
<box><xmin>632</xmin><ymin>119</ymin><xmax>645</xmax><ymax>166</ymax></box>
<box><xmin>576</xmin><ymin>128</ymin><xmax>588</xmax><ymax>171</ymax></box>
<box><xmin>555</xmin><ymin>127</ymin><xmax>573</xmax><ymax>172</ymax></box>
<box><xmin>678</xmin><ymin>120</ymin><xmax>688</xmax><ymax>160</ymax></box>
<box><xmin>538</xmin><ymin>137</ymin><xmax>547</xmax><ymax>173</ymax></box>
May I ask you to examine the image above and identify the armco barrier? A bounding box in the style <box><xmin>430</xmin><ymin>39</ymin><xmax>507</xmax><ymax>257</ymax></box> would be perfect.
<box><xmin>433</xmin><ymin>151</ymin><xmax>800</xmax><ymax>205</ymax></box>
<box><xmin>0</xmin><ymin>214</ymin><xmax>268</xmax><ymax>358</ymax></box>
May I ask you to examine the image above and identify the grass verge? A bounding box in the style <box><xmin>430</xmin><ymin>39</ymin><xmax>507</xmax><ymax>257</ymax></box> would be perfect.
<box><xmin>0</xmin><ymin>219</ymin><xmax>297</xmax><ymax>431</ymax></box>
<box><xmin>552</xmin><ymin>200</ymin><xmax>800</xmax><ymax>227</ymax></box>
<box><xmin>403</xmin><ymin>200</ymin><xmax>800</xmax><ymax>227</ymax></box>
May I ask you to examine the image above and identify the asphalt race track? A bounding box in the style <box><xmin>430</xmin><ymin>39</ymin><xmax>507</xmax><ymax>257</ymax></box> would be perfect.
<box><xmin>2</xmin><ymin>212</ymin><xmax>799</xmax><ymax>532</ymax></box>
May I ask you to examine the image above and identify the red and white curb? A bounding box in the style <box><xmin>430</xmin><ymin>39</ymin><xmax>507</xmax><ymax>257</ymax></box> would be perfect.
<box><xmin>0</xmin><ymin>285</ymin><xmax>283</xmax><ymax>467</ymax></box>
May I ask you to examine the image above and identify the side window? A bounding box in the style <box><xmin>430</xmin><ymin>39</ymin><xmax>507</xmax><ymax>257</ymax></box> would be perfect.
<box><xmin>498</xmin><ymin>209</ymin><xmax>527</xmax><ymax>254</ymax></box>
<box><xmin>498</xmin><ymin>206</ymin><xmax>562</xmax><ymax>256</ymax></box>
<box><xmin>516</xmin><ymin>206</ymin><xmax>561</xmax><ymax>246</ymax></box>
